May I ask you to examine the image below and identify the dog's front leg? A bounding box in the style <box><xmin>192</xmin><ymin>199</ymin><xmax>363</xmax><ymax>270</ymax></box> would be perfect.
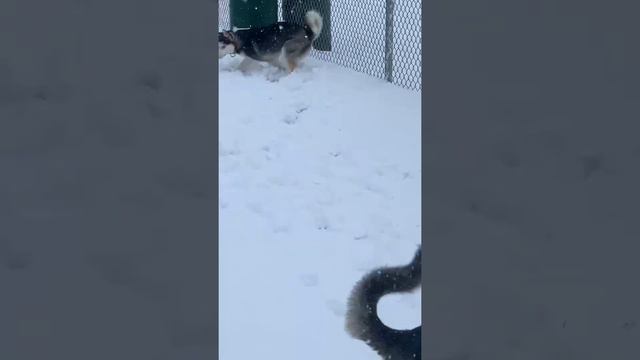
<box><xmin>287</xmin><ymin>59</ymin><xmax>297</xmax><ymax>73</ymax></box>
<box><xmin>238</xmin><ymin>57</ymin><xmax>252</xmax><ymax>74</ymax></box>
<box><xmin>238</xmin><ymin>57</ymin><xmax>262</xmax><ymax>75</ymax></box>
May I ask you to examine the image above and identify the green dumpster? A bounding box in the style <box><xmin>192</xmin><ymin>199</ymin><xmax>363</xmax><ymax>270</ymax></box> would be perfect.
<box><xmin>230</xmin><ymin>0</ymin><xmax>278</xmax><ymax>30</ymax></box>
<box><xmin>282</xmin><ymin>0</ymin><xmax>332</xmax><ymax>51</ymax></box>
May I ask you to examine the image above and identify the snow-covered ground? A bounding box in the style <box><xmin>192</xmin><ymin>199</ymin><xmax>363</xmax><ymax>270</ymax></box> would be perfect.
<box><xmin>218</xmin><ymin>58</ymin><xmax>422</xmax><ymax>359</ymax></box>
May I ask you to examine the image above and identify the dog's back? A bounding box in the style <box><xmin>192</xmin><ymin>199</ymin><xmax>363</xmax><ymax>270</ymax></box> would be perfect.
<box><xmin>346</xmin><ymin>246</ymin><xmax>422</xmax><ymax>360</ymax></box>
<box><xmin>234</xmin><ymin>22</ymin><xmax>309</xmax><ymax>59</ymax></box>
<box><xmin>222</xmin><ymin>10</ymin><xmax>323</xmax><ymax>72</ymax></box>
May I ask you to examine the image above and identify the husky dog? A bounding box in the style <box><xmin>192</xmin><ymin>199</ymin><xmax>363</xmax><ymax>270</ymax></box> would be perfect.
<box><xmin>218</xmin><ymin>10</ymin><xmax>323</xmax><ymax>73</ymax></box>
<box><xmin>346</xmin><ymin>246</ymin><xmax>422</xmax><ymax>360</ymax></box>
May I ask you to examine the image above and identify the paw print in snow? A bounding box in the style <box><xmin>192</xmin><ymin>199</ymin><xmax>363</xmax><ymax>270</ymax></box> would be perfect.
<box><xmin>300</xmin><ymin>273</ymin><xmax>319</xmax><ymax>287</ymax></box>
<box><xmin>282</xmin><ymin>114</ymin><xmax>299</xmax><ymax>125</ymax></box>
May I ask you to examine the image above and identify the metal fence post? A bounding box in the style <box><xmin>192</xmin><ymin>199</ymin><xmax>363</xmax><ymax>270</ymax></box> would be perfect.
<box><xmin>384</xmin><ymin>0</ymin><xmax>395</xmax><ymax>83</ymax></box>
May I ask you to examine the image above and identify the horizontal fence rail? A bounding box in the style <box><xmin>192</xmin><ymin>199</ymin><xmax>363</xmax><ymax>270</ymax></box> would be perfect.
<box><xmin>218</xmin><ymin>0</ymin><xmax>422</xmax><ymax>91</ymax></box>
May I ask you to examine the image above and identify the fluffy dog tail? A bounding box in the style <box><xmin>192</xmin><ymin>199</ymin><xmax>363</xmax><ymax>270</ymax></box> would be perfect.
<box><xmin>304</xmin><ymin>10</ymin><xmax>323</xmax><ymax>40</ymax></box>
<box><xmin>345</xmin><ymin>246</ymin><xmax>422</xmax><ymax>358</ymax></box>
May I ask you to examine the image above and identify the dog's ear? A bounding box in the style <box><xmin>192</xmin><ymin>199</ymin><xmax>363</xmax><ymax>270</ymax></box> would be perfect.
<box><xmin>218</xmin><ymin>31</ymin><xmax>236</xmax><ymax>59</ymax></box>
<box><xmin>218</xmin><ymin>31</ymin><xmax>234</xmax><ymax>44</ymax></box>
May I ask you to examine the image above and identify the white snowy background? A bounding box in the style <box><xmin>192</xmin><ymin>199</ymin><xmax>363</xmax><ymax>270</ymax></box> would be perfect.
<box><xmin>218</xmin><ymin>1</ymin><xmax>422</xmax><ymax>359</ymax></box>
<box><xmin>218</xmin><ymin>57</ymin><xmax>422</xmax><ymax>360</ymax></box>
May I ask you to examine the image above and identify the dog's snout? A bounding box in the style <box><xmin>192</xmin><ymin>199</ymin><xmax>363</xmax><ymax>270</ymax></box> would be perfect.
<box><xmin>218</xmin><ymin>32</ymin><xmax>232</xmax><ymax>44</ymax></box>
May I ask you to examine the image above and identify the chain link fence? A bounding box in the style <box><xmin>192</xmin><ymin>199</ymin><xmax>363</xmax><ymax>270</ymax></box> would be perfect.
<box><xmin>218</xmin><ymin>0</ymin><xmax>421</xmax><ymax>91</ymax></box>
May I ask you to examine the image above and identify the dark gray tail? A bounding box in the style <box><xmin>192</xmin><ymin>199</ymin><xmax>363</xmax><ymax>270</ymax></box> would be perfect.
<box><xmin>345</xmin><ymin>246</ymin><xmax>422</xmax><ymax>359</ymax></box>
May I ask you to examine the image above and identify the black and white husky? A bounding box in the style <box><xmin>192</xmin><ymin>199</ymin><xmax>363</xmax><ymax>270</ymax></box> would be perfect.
<box><xmin>218</xmin><ymin>10</ymin><xmax>323</xmax><ymax>73</ymax></box>
<box><xmin>346</xmin><ymin>246</ymin><xmax>422</xmax><ymax>360</ymax></box>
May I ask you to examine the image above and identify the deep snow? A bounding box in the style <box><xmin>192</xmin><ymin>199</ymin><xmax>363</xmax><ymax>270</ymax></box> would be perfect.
<box><xmin>218</xmin><ymin>58</ymin><xmax>422</xmax><ymax>359</ymax></box>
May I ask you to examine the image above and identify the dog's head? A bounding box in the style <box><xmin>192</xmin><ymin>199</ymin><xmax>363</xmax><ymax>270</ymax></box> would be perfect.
<box><xmin>218</xmin><ymin>31</ymin><xmax>237</xmax><ymax>59</ymax></box>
